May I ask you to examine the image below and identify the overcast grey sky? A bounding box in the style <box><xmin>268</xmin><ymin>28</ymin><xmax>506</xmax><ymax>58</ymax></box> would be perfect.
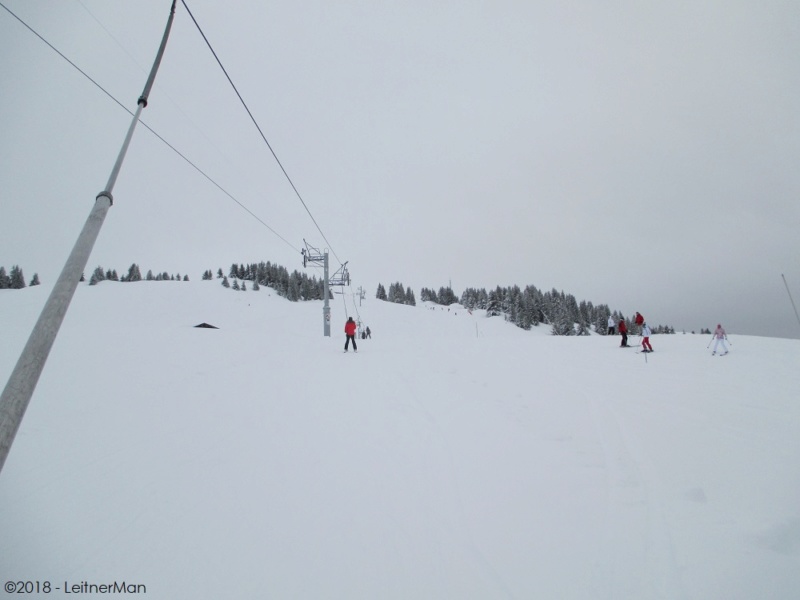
<box><xmin>1</xmin><ymin>0</ymin><xmax>798</xmax><ymax>338</ymax></box>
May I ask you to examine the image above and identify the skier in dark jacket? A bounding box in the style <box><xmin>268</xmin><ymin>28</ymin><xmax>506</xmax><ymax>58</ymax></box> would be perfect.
<box><xmin>344</xmin><ymin>317</ymin><xmax>357</xmax><ymax>352</ymax></box>
<box><xmin>619</xmin><ymin>319</ymin><xmax>628</xmax><ymax>347</ymax></box>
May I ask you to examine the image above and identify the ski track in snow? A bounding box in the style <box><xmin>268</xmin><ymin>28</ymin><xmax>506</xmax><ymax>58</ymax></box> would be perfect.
<box><xmin>584</xmin><ymin>387</ymin><xmax>686</xmax><ymax>599</ymax></box>
<box><xmin>392</xmin><ymin>367</ymin><xmax>515</xmax><ymax>598</ymax></box>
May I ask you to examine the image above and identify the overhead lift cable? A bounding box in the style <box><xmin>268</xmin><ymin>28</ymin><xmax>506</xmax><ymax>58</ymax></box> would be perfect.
<box><xmin>0</xmin><ymin>0</ymin><xmax>299</xmax><ymax>255</ymax></box>
<box><xmin>180</xmin><ymin>0</ymin><xmax>342</xmax><ymax>265</ymax></box>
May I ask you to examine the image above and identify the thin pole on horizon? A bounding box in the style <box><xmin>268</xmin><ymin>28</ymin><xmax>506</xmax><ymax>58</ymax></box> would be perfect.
<box><xmin>0</xmin><ymin>1</ymin><xmax>178</xmax><ymax>475</ymax></box>
<box><xmin>782</xmin><ymin>274</ymin><xmax>800</xmax><ymax>330</ymax></box>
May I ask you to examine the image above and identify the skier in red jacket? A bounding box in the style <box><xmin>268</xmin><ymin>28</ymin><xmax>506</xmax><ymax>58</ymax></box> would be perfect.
<box><xmin>618</xmin><ymin>319</ymin><xmax>629</xmax><ymax>347</ymax></box>
<box><xmin>344</xmin><ymin>317</ymin><xmax>358</xmax><ymax>352</ymax></box>
<box><xmin>634</xmin><ymin>312</ymin><xmax>644</xmax><ymax>334</ymax></box>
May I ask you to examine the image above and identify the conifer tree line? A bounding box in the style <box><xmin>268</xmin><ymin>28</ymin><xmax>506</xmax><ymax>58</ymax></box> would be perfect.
<box><xmin>380</xmin><ymin>281</ymin><xmax>674</xmax><ymax>336</ymax></box>
<box><xmin>0</xmin><ymin>265</ymin><xmax>39</xmax><ymax>289</ymax></box>
<box><xmin>375</xmin><ymin>282</ymin><xmax>416</xmax><ymax>306</ymax></box>
<box><xmin>80</xmin><ymin>261</ymin><xmax>323</xmax><ymax>303</ymax></box>
<box><xmin>218</xmin><ymin>262</ymin><xmax>325</xmax><ymax>302</ymax></box>
<box><xmin>80</xmin><ymin>261</ymin><xmax>324</xmax><ymax>302</ymax></box>
<box><xmin>88</xmin><ymin>264</ymin><xmax>189</xmax><ymax>285</ymax></box>
<box><xmin>420</xmin><ymin>286</ymin><xmax>458</xmax><ymax>305</ymax></box>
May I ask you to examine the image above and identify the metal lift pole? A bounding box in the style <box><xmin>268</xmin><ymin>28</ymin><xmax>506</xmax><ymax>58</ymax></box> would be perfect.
<box><xmin>323</xmin><ymin>251</ymin><xmax>331</xmax><ymax>337</ymax></box>
<box><xmin>302</xmin><ymin>240</ymin><xmax>349</xmax><ymax>338</ymax></box>
<box><xmin>0</xmin><ymin>1</ymin><xmax>178</xmax><ymax>475</ymax></box>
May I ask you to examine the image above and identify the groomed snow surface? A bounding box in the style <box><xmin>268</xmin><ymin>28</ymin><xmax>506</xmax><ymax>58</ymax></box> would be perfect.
<box><xmin>1</xmin><ymin>281</ymin><xmax>799</xmax><ymax>599</ymax></box>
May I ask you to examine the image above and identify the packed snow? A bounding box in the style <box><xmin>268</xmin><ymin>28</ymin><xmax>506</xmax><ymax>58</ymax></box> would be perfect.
<box><xmin>1</xmin><ymin>280</ymin><xmax>799</xmax><ymax>599</ymax></box>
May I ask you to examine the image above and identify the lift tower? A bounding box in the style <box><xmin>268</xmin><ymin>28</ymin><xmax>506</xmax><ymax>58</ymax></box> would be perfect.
<box><xmin>302</xmin><ymin>240</ymin><xmax>349</xmax><ymax>337</ymax></box>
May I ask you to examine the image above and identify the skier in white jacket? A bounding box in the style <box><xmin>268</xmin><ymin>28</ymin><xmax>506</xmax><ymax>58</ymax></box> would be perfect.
<box><xmin>712</xmin><ymin>324</ymin><xmax>729</xmax><ymax>355</ymax></box>
<box><xmin>641</xmin><ymin>323</ymin><xmax>653</xmax><ymax>352</ymax></box>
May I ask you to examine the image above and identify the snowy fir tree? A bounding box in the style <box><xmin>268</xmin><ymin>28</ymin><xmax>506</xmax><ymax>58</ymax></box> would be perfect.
<box><xmin>420</xmin><ymin>287</ymin><xmax>437</xmax><ymax>303</ymax></box>
<box><xmin>376</xmin><ymin>283</ymin><xmax>387</xmax><ymax>300</ymax></box>
<box><xmin>9</xmin><ymin>265</ymin><xmax>26</xmax><ymax>289</ymax></box>
<box><xmin>89</xmin><ymin>266</ymin><xmax>106</xmax><ymax>286</ymax></box>
<box><xmin>437</xmin><ymin>286</ymin><xmax>458</xmax><ymax>306</ymax></box>
<box><xmin>286</xmin><ymin>276</ymin><xmax>300</xmax><ymax>300</ymax></box>
<box><xmin>124</xmin><ymin>263</ymin><xmax>142</xmax><ymax>282</ymax></box>
<box><xmin>221</xmin><ymin>276</ymin><xmax>230</xmax><ymax>288</ymax></box>
<box><xmin>29</xmin><ymin>273</ymin><xmax>40</xmax><ymax>286</ymax></box>
<box><xmin>387</xmin><ymin>282</ymin><xmax>410</xmax><ymax>304</ymax></box>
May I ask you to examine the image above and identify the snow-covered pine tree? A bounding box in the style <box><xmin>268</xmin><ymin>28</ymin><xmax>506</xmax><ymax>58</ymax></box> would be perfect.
<box><xmin>89</xmin><ymin>266</ymin><xmax>106</xmax><ymax>286</ymax></box>
<box><xmin>485</xmin><ymin>289</ymin><xmax>501</xmax><ymax>317</ymax></box>
<box><xmin>9</xmin><ymin>265</ymin><xmax>26</xmax><ymax>289</ymax></box>
<box><xmin>523</xmin><ymin>285</ymin><xmax>543</xmax><ymax>326</ymax></box>
<box><xmin>550</xmin><ymin>310</ymin><xmax>574</xmax><ymax>336</ymax></box>
<box><xmin>125</xmin><ymin>263</ymin><xmax>142</xmax><ymax>282</ymax></box>
<box><xmin>287</xmin><ymin>276</ymin><xmax>300</xmax><ymax>300</ymax></box>
<box><xmin>459</xmin><ymin>287</ymin><xmax>476</xmax><ymax>309</ymax></box>
<box><xmin>298</xmin><ymin>273</ymin><xmax>318</xmax><ymax>300</ymax></box>
<box><xmin>222</xmin><ymin>276</ymin><xmax>230</xmax><ymax>288</ymax></box>
<box><xmin>594</xmin><ymin>306</ymin><xmax>611</xmax><ymax>335</ymax></box>
<box><xmin>437</xmin><ymin>286</ymin><xmax>458</xmax><ymax>306</ymax></box>
<box><xmin>376</xmin><ymin>283</ymin><xmax>387</xmax><ymax>300</ymax></box>
<box><xmin>29</xmin><ymin>273</ymin><xmax>40</xmax><ymax>286</ymax></box>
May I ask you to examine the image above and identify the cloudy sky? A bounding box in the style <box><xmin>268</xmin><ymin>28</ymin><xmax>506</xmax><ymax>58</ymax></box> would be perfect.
<box><xmin>1</xmin><ymin>0</ymin><xmax>798</xmax><ymax>338</ymax></box>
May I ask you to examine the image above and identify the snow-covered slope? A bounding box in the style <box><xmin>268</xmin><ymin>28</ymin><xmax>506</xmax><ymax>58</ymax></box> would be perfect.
<box><xmin>1</xmin><ymin>281</ymin><xmax>799</xmax><ymax>599</ymax></box>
